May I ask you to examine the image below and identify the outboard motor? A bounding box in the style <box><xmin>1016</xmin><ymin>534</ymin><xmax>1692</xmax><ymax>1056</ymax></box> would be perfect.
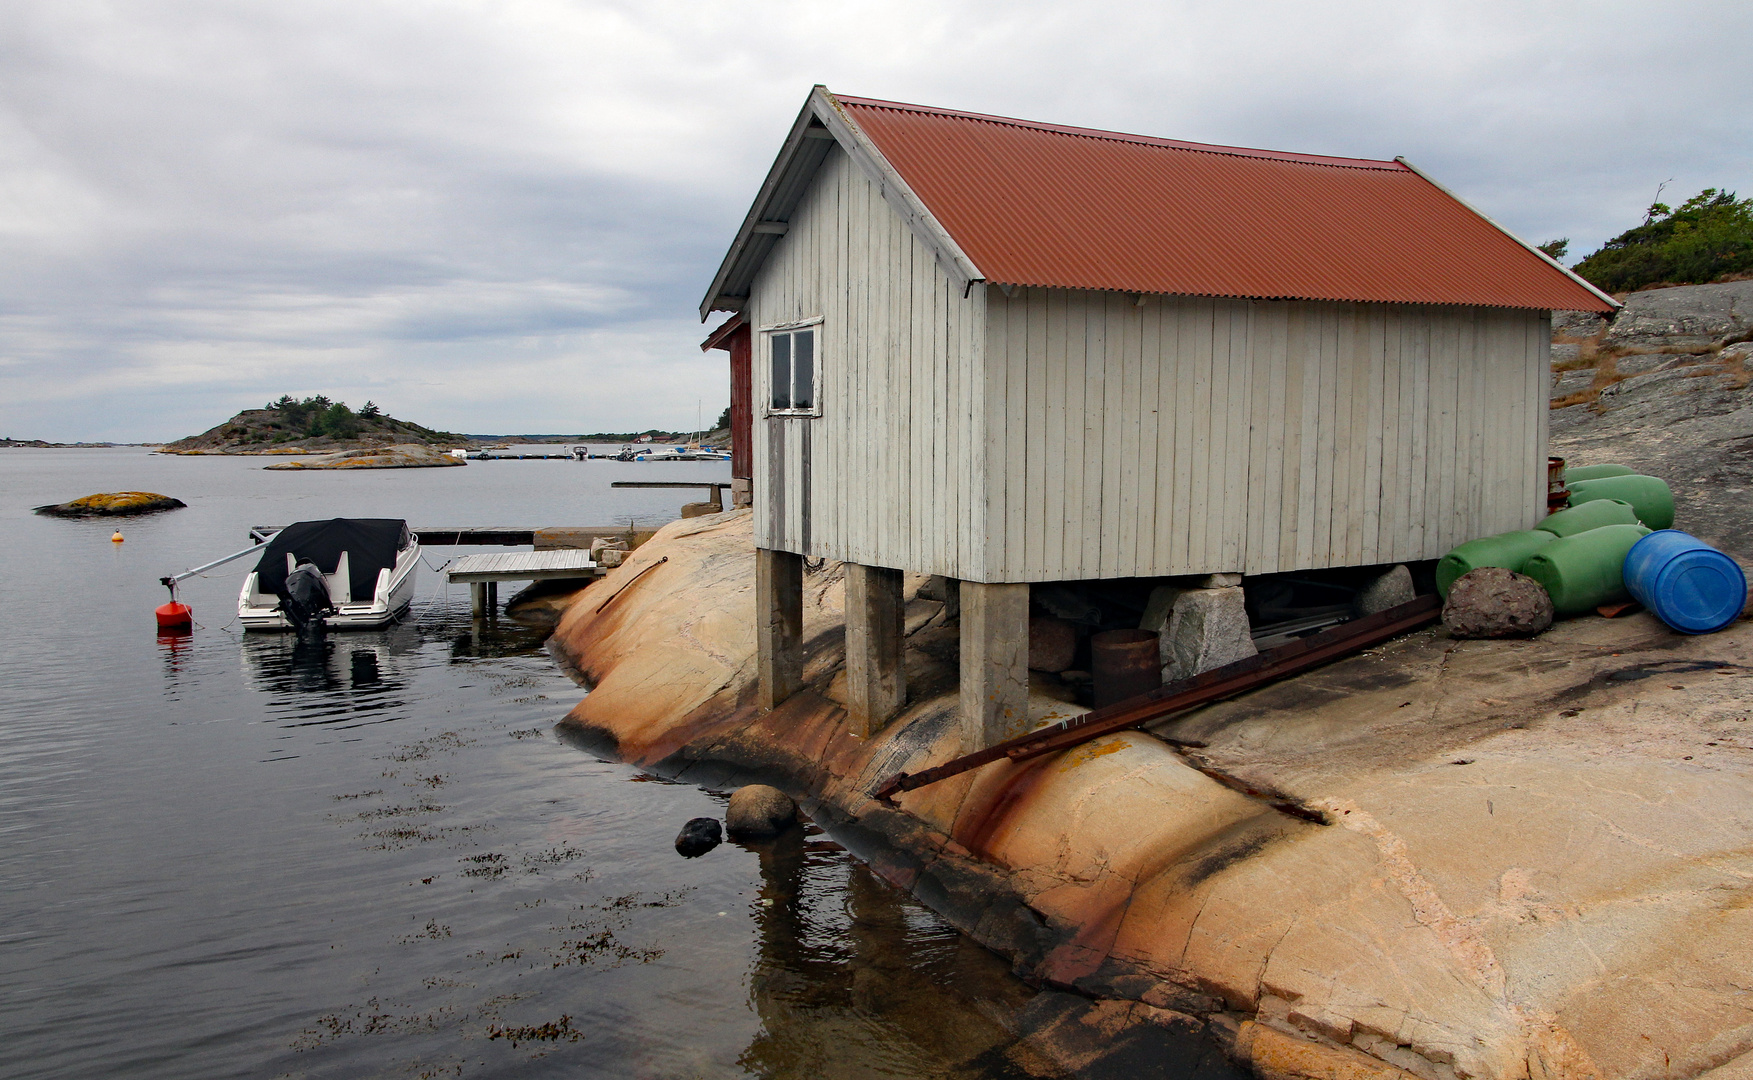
<box><xmin>280</xmin><ymin>559</ymin><xmax>334</xmax><ymax>633</ymax></box>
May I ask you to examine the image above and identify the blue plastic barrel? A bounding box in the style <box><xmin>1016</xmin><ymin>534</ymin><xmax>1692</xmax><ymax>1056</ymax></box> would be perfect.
<box><xmin>1622</xmin><ymin>530</ymin><xmax>1748</xmax><ymax>634</ymax></box>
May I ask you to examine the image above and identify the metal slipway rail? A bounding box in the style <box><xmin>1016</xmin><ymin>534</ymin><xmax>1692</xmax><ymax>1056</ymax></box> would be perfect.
<box><xmin>871</xmin><ymin>593</ymin><xmax>1443</xmax><ymax>807</ymax></box>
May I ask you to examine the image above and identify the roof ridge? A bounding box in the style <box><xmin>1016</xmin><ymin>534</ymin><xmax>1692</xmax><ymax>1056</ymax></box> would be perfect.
<box><xmin>832</xmin><ymin>93</ymin><xmax>1406</xmax><ymax>172</ymax></box>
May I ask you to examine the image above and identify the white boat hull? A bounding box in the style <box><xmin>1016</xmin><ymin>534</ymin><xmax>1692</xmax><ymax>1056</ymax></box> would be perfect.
<box><xmin>239</xmin><ymin>542</ymin><xmax>421</xmax><ymax>631</ymax></box>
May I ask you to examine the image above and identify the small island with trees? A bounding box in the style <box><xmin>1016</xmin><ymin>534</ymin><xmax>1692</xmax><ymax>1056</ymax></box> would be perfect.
<box><xmin>159</xmin><ymin>395</ymin><xmax>465</xmax><ymax>454</ymax></box>
<box><xmin>159</xmin><ymin>396</ymin><xmax>733</xmax><ymax>456</ymax></box>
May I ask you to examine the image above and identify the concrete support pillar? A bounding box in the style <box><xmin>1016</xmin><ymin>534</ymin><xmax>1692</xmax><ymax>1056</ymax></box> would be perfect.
<box><xmin>470</xmin><ymin>582</ymin><xmax>486</xmax><ymax>618</ymax></box>
<box><xmin>756</xmin><ymin>547</ymin><xmax>804</xmax><ymax>710</ymax></box>
<box><xmin>844</xmin><ymin>563</ymin><xmax>906</xmax><ymax>737</ymax></box>
<box><xmin>959</xmin><ymin>581</ymin><xmax>1031</xmax><ymax>752</ymax></box>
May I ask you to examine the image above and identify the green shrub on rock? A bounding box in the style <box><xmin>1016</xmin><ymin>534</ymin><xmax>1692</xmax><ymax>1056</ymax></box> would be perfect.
<box><xmin>1574</xmin><ymin>189</ymin><xmax>1753</xmax><ymax>293</ymax></box>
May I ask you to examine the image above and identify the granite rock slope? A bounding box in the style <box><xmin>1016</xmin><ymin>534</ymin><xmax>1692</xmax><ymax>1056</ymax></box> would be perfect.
<box><xmin>552</xmin><ymin>509</ymin><xmax>1753</xmax><ymax>1080</ymax></box>
<box><xmin>1550</xmin><ymin>282</ymin><xmax>1753</xmax><ymax>562</ymax></box>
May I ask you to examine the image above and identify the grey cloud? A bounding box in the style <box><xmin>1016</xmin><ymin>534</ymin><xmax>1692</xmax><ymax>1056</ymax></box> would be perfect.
<box><xmin>0</xmin><ymin>0</ymin><xmax>1747</xmax><ymax>440</ymax></box>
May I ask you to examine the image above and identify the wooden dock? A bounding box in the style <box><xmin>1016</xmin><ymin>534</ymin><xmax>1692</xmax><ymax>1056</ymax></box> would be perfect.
<box><xmin>447</xmin><ymin>549</ymin><xmax>604</xmax><ymax>617</ymax></box>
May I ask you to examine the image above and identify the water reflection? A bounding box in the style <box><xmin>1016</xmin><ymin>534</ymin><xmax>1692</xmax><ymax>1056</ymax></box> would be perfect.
<box><xmin>156</xmin><ymin>627</ymin><xmax>192</xmax><ymax>678</ymax></box>
<box><xmin>738</xmin><ymin>827</ymin><xmax>1040</xmax><ymax>1079</ymax></box>
<box><xmin>239</xmin><ymin>630</ymin><xmax>414</xmax><ymax>727</ymax></box>
<box><xmin>449</xmin><ymin>621</ymin><xmax>554</xmax><ymax>659</ymax></box>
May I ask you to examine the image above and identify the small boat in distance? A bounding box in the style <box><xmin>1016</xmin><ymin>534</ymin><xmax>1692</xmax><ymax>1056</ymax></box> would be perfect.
<box><xmin>239</xmin><ymin>519</ymin><xmax>420</xmax><ymax>631</ymax></box>
<box><xmin>633</xmin><ymin>441</ymin><xmax>731</xmax><ymax>462</ymax></box>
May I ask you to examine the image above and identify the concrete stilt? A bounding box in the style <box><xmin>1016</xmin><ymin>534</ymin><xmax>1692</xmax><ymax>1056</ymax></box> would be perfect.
<box><xmin>471</xmin><ymin>582</ymin><xmax>486</xmax><ymax>618</ymax></box>
<box><xmin>756</xmin><ymin>547</ymin><xmax>804</xmax><ymax>710</ymax></box>
<box><xmin>959</xmin><ymin>580</ymin><xmax>1031</xmax><ymax>752</ymax></box>
<box><xmin>844</xmin><ymin>563</ymin><xmax>906</xmax><ymax>737</ymax></box>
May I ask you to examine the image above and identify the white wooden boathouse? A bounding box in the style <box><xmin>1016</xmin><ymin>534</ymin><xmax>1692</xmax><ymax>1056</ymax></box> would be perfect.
<box><xmin>700</xmin><ymin>86</ymin><xmax>1617</xmax><ymax>748</ymax></box>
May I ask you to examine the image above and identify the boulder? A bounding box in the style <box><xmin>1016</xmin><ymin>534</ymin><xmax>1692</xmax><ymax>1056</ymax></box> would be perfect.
<box><xmin>673</xmin><ymin>817</ymin><xmax>722</xmax><ymax>857</ymax></box>
<box><xmin>589</xmin><ymin>536</ymin><xmax>628</xmax><ymax>560</ymax></box>
<box><xmin>1354</xmin><ymin>564</ymin><xmax>1415</xmax><ymax>616</ymax></box>
<box><xmin>679</xmin><ymin>500</ymin><xmax>723</xmax><ymax>518</ymax></box>
<box><xmin>1442</xmin><ymin>567</ymin><xmax>1554</xmax><ymax>639</ymax></box>
<box><xmin>1162</xmin><ymin>586</ymin><xmax>1257</xmax><ymax>681</ymax></box>
<box><xmin>1028</xmin><ymin>615</ymin><xmax>1077</xmax><ymax>673</ymax></box>
<box><xmin>34</xmin><ymin>491</ymin><xmax>186</xmax><ymax>517</ymax></box>
<box><xmin>724</xmin><ymin>784</ymin><xmax>796</xmax><ymax>838</ymax></box>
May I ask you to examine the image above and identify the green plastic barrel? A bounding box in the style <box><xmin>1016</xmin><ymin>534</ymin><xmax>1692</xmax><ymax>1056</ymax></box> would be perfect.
<box><xmin>1536</xmin><ymin>499</ymin><xmax>1640</xmax><ymax>537</ymax></box>
<box><xmin>1435</xmin><ymin>529</ymin><xmax>1556</xmax><ymax>598</ymax></box>
<box><xmin>1563</xmin><ymin>463</ymin><xmax>1636</xmax><ymax>482</ymax></box>
<box><xmin>1567</xmin><ymin>475</ymin><xmax>1675</xmax><ymax>531</ymax></box>
<box><xmin>1520</xmin><ymin>523</ymin><xmax>1653</xmax><ymax>615</ymax></box>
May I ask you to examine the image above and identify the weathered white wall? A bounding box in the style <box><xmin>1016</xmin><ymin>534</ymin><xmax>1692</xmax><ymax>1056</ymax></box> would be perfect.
<box><xmin>982</xmin><ymin>289</ymin><xmax>1550</xmax><ymax>580</ymax></box>
<box><xmin>749</xmin><ymin>145</ymin><xmax>1551</xmax><ymax>583</ymax></box>
<box><xmin>749</xmin><ymin>145</ymin><xmax>991</xmax><ymax>579</ymax></box>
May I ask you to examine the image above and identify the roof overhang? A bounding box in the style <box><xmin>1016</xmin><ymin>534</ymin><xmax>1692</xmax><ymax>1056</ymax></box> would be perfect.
<box><xmin>698</xmin><ymin>86</ymin><xmax>983</xmax><ymax>321</ymax></box>
<box><xmin>1392</xmin><ymin>157</ymin><xmax>1621</xmax><ymax>312</ymax></box>
<box><xmin>699</xmin><ymin>312</ymin><xmax>745</xmax><ymax>352</ymax></box>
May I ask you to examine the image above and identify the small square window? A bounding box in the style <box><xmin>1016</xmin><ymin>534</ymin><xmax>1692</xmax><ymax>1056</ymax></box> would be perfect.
<box><xmin>768</xmin><ymin>327</ymin><xmax>817</xmax><ymax>415</ymax></box>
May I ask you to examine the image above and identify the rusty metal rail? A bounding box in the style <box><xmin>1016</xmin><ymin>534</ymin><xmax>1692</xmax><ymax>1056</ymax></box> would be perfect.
<box><xmin>594</xmin><ymin>555</ymin><xmax>668</xmax><ymax>613</ymax></box>
<box><xmin>870</xmin><ymin>593</ymin><xmax>1441</xmax><ymax>802</ymax></box>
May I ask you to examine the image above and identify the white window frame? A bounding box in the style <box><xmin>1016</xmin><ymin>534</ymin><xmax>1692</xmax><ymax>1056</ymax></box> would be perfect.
<box><xmin>761</xmin><ymin>317</ymin><xmax>823</xmax><ymax>418</ymax></box>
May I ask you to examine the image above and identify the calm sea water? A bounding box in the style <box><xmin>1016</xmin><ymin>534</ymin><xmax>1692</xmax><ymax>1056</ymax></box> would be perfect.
<box><xmin>0</xmin><ymin>448</ymin><xmax>1059</xmax><ymax>1079</ymax></box>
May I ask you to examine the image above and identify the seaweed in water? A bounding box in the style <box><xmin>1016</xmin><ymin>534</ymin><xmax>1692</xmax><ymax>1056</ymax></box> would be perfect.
<box><xmin>460</xmin><ymin>852</ymin><xmax>509</xmax><ymax>880</ymax></box>
<box><xmin>291</xmin><ymin>996</ymin><xmax>456</xmax><ymax>1049</ymax></box>
<box><xmin>384</xmin><ymin>732</ymin><xmax>474</xmax><ymax>763</ymax></box>
<box><xmin>486</xmin><ymin>1015</ymin><xmax>584</xmax><ymax>1047</ymax></box>
<box><xmin>398</xmin><ymin>919</ymin><xmax>452</xmax><ymax>943</ymax></box>
<box><xmin>545</xmin><ymin>919</ymin><xmax>663</xmax><ymax>969</ymax></box>
<box><xmin>521</xmin><ymin>846</ymin><xmax>588</xmax><ymax>868</ymax></box>
<box><xmin>366</xmin><ymin>824</ymin><xmax>474</xmax><ymax>850</ymax></box>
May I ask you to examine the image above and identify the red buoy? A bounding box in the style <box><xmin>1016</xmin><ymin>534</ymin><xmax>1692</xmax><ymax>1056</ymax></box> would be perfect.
<box><xmin>156</xmin><ymin>601</ymin><xmax>193</xmax><ymax>629</ymax></box>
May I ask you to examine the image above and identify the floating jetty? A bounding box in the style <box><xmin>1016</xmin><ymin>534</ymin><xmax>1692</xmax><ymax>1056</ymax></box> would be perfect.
<box><xmin>447</xmin><ymin>549</ymin><xmax>605</xmax><ymax>617</ymax></box>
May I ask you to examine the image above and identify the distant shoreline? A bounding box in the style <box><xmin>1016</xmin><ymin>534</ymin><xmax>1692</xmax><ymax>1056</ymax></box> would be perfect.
<box><xmin>1</xmin><ymin>440</ymin><xmax>142</xmax><ymax>448</ymax></box>
<box><xmin>3</xmin><ymin>431</ymin><xmax>732</xmax><ymax>451</ymax></box>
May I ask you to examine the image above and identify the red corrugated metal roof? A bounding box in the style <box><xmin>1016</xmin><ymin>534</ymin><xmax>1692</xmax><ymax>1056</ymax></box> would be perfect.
<box><xmin>834</xmin><ymin>95</ymin><xmax>1612</xmax><ymax>312</ymax></box>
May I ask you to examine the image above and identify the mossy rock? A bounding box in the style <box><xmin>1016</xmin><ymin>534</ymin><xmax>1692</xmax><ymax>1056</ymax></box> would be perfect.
<box><xmin>34</xmin><ymin>491</ymin><xmax>187</xmax><ymax>517</ymax></box>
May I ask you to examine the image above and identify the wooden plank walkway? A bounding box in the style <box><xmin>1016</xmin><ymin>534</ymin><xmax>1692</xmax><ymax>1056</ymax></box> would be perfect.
<box><xmin>447</xmin><ymin>549</ymin><xmax>601</xmax><ymax>583</ymax></box>
<box><xmin>446</xmin><ymin>549</ymin><xmax>603</xmax><ymax>619</ymax></box>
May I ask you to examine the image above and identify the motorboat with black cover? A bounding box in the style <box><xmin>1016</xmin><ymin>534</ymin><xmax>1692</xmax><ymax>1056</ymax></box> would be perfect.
<box><xmin>239</xmin><ymin>518</ymin><xmax>419</xmax><ymax>631</ymax></box>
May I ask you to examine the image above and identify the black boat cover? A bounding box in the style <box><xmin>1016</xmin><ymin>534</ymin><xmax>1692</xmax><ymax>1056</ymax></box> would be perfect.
<box><xmin>253</xmin><ymin>519</ymin><xmax>411</xmax><ymax>602</ymax></box>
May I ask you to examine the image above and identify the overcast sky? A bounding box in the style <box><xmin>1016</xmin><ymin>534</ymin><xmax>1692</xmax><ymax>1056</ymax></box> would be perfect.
<box><xmin>2</xmin><ymin>0</ymin><xmax>1748</xmax><ymax>441</ymax></box>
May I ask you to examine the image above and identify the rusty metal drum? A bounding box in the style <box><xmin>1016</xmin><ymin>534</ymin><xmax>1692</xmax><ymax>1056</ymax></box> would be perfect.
<box><xmin>1090</xmin><ymin>629</ymin><xmax>1162</xmax><ymax>709</ymax></box>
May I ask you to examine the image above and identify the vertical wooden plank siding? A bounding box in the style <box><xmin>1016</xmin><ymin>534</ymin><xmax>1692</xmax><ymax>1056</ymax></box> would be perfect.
<box><xmin>974</xmin><ymin>294</ymin><xmax>1547</xmax><ymax>581</ymax></box>
<box><xmin>747</xmin><ymin>146</ymin><xmax>987</xmax><ymax>578</ymax></box>
<box><xmin>743</xmin><ymin>145</ymin><xmax>1548</xmax><ymax>582</ymax></box>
